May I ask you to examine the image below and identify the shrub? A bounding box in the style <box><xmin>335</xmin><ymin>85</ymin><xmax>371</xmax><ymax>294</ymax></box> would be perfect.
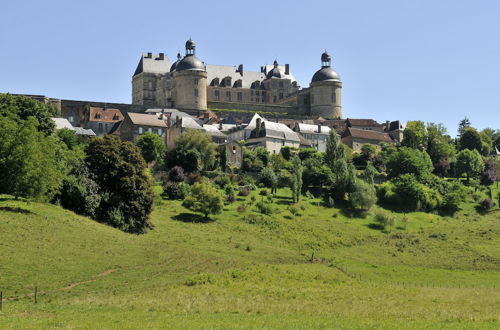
<box><xmin>167</xmin><ymin>166</ymin><xmax>186</xmax><ymax>182</ymax></box>
<box><xmin>305</xmin><ymin>190</ymin><xmax>314</xmax><ymax>199</ymax></box>
<box><xmin>441</xmin><ymin>191</ymin><xmax>463</xmax><ymax>214</ymax></box>
<box><xmin>373</xmin><ymin>210</ymin><xmax>396</xmax><ymax>231</ymax></box>
<box><xmin>478</xmin><ymin>198</ymin><xmax>495</xmax><ymax>212</ymax></box>
<box><xmin>226</xmin><ymin>193</ymin><xmax>236</xmax><ymax>204</ymax></box>
<box><xmin>186</xmin><ymin>172</ymin><xmax>202</xmax><ymax>184</ymax></box>
<box><xmin>277</xmin><ymin>169</ymin><xmax>292</xmax><ymax>188</ymax></box>
<box><xmin>182</xmin><ymin>178</ymin><xmax>224</xmax><ymax>219</ymax></box>
<box><xmin>238</xmin><ymin>187</ymin><xmax>250</xmax><ymax>197</ymax></box>
<box><xmin>348</xmin><ymin>180</ymin><xmax>377</xmax><ymax>212</ymax></box>
<box><xmin>214</xmin><ymin>174</ymin><xmax>231</xmax><ymax>188</ymax></box>
<box><xmin>259</xmin><ymin>189</ymin><xmax>269</xmax><ymax>196</ymax></box>
<box><xmin>255</xmin><ymin>201</ymin><xmax>273</xmax><ymax>215</ymax></box>
<box><xmin>163</xmin><ymin>181</ymin><xmax>189</xmax><ymax>200</ymax></box>
<box><xmin>236</xmin><ymin>203</ymin><xmax>247</xmax><ymax>213</ymax></box>
<box><xmin>287</xmin><ymin>205</ymin><xmax>300</xmax><ymax>216</ymax></box>
<box><xmin>185</xmin><ymin>273</ymin><xmax>213</xmax><ymax>286</ymax></box>
<box><xmin>258</xmin><ymin>167</ymin><xmax>277</xmax><ymax>189</ymax></box>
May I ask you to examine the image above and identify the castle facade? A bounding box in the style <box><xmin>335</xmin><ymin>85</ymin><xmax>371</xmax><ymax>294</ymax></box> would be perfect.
<box><xmin>132</xmin><ymin>39</ymin><xmax>343</xmax><ymax>119</ymax></box>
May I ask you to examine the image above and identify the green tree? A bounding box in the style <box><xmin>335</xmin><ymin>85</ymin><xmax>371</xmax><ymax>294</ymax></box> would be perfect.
<box><xmin>363</xmin><ymin>162</ymin><xmax>377</xmax><ymax>185</ymax></box>
<box><xmin>167</xmin><ymin>129</ymin><xmax>217</xmax><ymax>172</ymax></box>
<box><xmin>455</xmin><ymin>149</ymin><xmax>485</xmax><ymax>183</ymax></box>
<box><xmin>0</xmin><ymin>116</ymin><xmax>63</xmax><ymax>200</ymax></box>
<box><xmin>348</xmin><ymin>180</ymin><xmax>377</xmax><ymax>212</ymax></box>
<box><xmin>182</xmin><ymin>178</ymin><xmax>224</xmax><ymax>219</ymax></box>
<box><xmin>459</xmin><ymin>127</ymin><xmax>483</xmax><ymax>153</ymax></box>
<box><xmin>290</xmin><ymin>156</ymin><xmax>303</xmax><ymax>203</ymax></box>
<box><xmin>0</xmin><ymin>93</ymin><xmax>58</xmax><ymax>135</ymax></box>
<box><xmin>136</xmin><ymin>132</ymin><xmax>167</xmax><ymax>165</ymax></box>
<box><xmin>386</xmin><ymin>147</ymin><xmax>433</xmax><ymax>181</ymax></box>
<box><xmin>86</xmin><ymin>135</ymin><xmax>154</xmax><ymax>233</ymax></box>
<box><xmin>426</xmin><ymin>123</ymin><xmax>455</xmax><ymax>176</ymax></box>
<box><xmin>325</xmin><ymin>130</ymin><xmax>355</xmax><ymax>202</ymax></box>
<box><xmin>457</xmin><ymin>117</ymin><xmax>471</xmax><ymax>136</ymax></box>
<box><xmin>401</xmin><ymin>121</ymin><xmax>427</xmax><ymax>149</ymax></box>
<box><xmin>259</xmin><ymin>167</ymin><xmax>278</xmax><ymax>194</ymax></box>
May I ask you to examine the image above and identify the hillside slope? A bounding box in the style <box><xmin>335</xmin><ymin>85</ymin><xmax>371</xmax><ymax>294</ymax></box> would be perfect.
<box><xmin>0</xmin><ymin>190</ymin><xmax>499</xmax><ymax>329</ymax></box>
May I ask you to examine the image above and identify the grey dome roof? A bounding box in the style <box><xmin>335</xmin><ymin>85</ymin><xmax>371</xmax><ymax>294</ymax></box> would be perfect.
<box><xmin>170</xmin><ymin>53</ymin><xmax>182</xmax><ymax>72</ymax></box>
<box><xmin>185</xmin><ymin>39</ymin><xmax>196</xmax><ymax>49</ymax></box>
<box><xmin>321</xmin><ymin>51</ymin><xmax>331</xmax><ymax>62</ymax></box>
<box><xmin>311</xmin><ymin>67</ymin><xmax>341</xmax><ymax>83</ymax></box>
<box><xmin>176</xmin><ymin>55</ymin><xmax>205</xmax><ymax>71</ymax></box>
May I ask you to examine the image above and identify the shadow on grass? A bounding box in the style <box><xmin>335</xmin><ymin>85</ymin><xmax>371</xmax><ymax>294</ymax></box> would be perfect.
<box><xmin>339</xmin><ymin>207</ymin><xmax>369</xmax><ymax>219</ymax></box>
<box><xmin>172</xmin><ymin>212</ymin><xmax>215</xmax><ymax>223</ymax></box>
<box><xmin>0</xmin><ymin>206</ymin><xmax>33</xmax><ymax>214</ymax></box>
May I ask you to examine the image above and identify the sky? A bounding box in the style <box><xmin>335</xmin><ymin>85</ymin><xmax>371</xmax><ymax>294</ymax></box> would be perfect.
<box><xmin>1</xmin><ymin>0</ymin><xmax>499</xmax><ymax>136</ymax></box>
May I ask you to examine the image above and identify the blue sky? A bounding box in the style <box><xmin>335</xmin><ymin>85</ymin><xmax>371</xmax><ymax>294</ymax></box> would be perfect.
<box><xmin>1</xmin><ymin>0</ymin><xmax>499</xmax><ymax>136</ymax></box>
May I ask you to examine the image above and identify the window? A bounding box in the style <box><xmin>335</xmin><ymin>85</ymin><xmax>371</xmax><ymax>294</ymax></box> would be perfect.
<box><xmin>279</xmin><ymin>82</ymin><xmax>284</xmax><ymax>88</ymax></box>
<box><xmin>148</xmin><ymin>81</ymin><xmax>153</xmax><ymax>89</ymax></box>
<box><xmin>95</xmin><ymin>113</ymin><xmax>101</xmax><ymax>119</ymax></box>
<box><xmin>331</xmin><ymin>92</ymin><xmax>336</xmax><ymax>103</ymax></box>
<box><xmin>226</xmin><ymin>91</ymin><xmax>231</xmax><ymax>101</ymax></box>
<box><xmin>273</xmin><ymin>96</ymin><xmax>277</xmax><ymax>103</ymax></box>
<box><xmin>158</xmin><ymin>128</ymin><xmax>162</xmax><ymax>135</ymax></box>
<box><xmin>194</xmin><ymin>78</ymin><xmax>199</xmax><ymax>85</ymax></box>
<box><xmin>214</xmin><ymin>90</ymin><xmax>220</xmax><ymax>100</ymax></box>
<box><xmin>311</xmin><ymin>95</ymin><xmax>314</xmax><ymax>104</ymax></box>
<box><xmin>148</xmin><ymin>127</ymin><xmax>153</xmax><ymax>133</ymax></box>
<box><xmin>69</xmin><ymin>116</ymin><xmax>74</xmax><ymax>123</ymax></box>
<box><xmin>255</xmin><ymin>91</ymin><xmax>259</xmax><ymax>96</ymax></box>
<box><xmin>279</xmin><ymin>93</ymin><xmax>283</xmax><ymax>100</ymax></box>
<box><xmin>98</xmin><ymin>123</ymin><xmax>103</xmax><ymax>132</ymax></box>
<box><xmin>232</xmin><ymin>145</ymin><xmax>236</xmax><ymax>154</ymax></box>
<box><xmin>138</xmin><ymin>127</ymin><xmax>143</xmax><ymax>134</ymax></box>
<box><xmin>237</xmin><ymin>92</ymin><xmax>242</xmax><ymax>101</ymax></box>
<box><xmin>194</xmin><ymin>88</ymin><xmax>198</xmax><ymax>97</ymax></box>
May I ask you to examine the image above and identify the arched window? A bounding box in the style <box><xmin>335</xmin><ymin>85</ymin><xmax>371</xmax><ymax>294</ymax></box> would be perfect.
<box><xmin>222</xmin><ymin>76</ymin><xmax>231</xmax><ymax>87</ymax></box>
<box><xmin>251</xmin><ymin>81</ymin><xmax>261</xmax><ymax>89</ymax></box>
<box><xmin>210</xmin><ymin>78</ymin><xmax>220</xmax><ymax>86</ymax></box>
<box><xmin>233</xmin><ymin>79</ymin><xmax>242</xmax><ymax>88</ymax></box>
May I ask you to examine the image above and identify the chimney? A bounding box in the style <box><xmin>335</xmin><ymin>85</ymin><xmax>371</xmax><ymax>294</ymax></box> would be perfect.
<box><xmin>146</xmin><ymin>52</ymin><xmax>152</xmax><ymax>58</ymax></box>
<box><xmin>219</xmin><ymin>122</ymin><xmax>223</xmax><ymax>130</ymax></box>
<box><xmin>159</xmin><ymin>53</ymin><xmax>165</xmax><ymax>60</ymax></box>
<box><xmin>285</xmin><ymin>64</ymin><xmax>290</xmax><ymax>75</ymax></box>
<box><xmin>166</xmin><ymin>116</ymin><xmax>171</xmax><ymax>127</ymax></box>
<box><xmin>175</xmin><ymin>116</ymin><xmax>180</xmax><ymax>127</ymax></box>
<box><xmin>256</xmin><ymin>118</ymin><xmax>261</xmax><ymax>136</ymax></box>
<box><xmin>237</xmin><ymin>64</ymin><xmax>243</xmax><ymax>75</ymax></box>
<box><xmin>318</xmin><ymin>124</ymin><xmax>321</xmax><ymax>133</ymax></box>
<box><xmin>385</xmin><ymin>120</ymin><xmax>390</xmax><ymax>131</ymax></box>
<box><xmin>260</xmin><ymin>66</ymin><xmax>265</xmax><ymax>73</ymax></box>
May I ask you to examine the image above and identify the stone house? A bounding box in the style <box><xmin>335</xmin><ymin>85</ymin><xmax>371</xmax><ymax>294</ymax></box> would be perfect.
<box><xmin>120</xmin><ymin>112</ymin><xmax>167</xmax><ymax>141</ymax></box>
<box><xmin>294</xmin><ymin>123</ymin><xmax>331</xmax><ymax>152</ymax></box>
<box><xmin>341</xmin><ymin>127</ymin><xmax>395</xmax><ymax>151</ymax></box>
<box><xmin>246</xmin><ymin>118</ymin><xmax>301</xmax><ymax>154</ymax></box>
<box><xmin>84</xmin><ymin>107</ymin><xmax>124</xmax><ymax>136</ymax></box>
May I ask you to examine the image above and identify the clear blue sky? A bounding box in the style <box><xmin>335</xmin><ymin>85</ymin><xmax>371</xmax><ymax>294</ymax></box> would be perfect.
<box><xmin>1</xmin><ymin>0</ymin><xmax>499</xmax><ymax>136</ymax></box>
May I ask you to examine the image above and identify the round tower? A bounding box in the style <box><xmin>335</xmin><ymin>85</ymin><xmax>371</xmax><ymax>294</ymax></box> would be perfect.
<box><xmin>309</xmin><ymin>51</ymin><xmax>342</xmax><ymax>119</ymax></box>
<box><xmin>172</xmin><ymin>39</ymin><xmax>207</xmax><ymax>111</ymax></box>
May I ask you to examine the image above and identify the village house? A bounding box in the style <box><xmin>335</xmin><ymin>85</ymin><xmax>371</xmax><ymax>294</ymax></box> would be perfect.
<box><xmin>341</xmin><ymin>127</ymin><xmax>395</xmax><ymax>151</ymax></box>
<box><xmin>84</xmin><ymin>107</ymin><xmax>124</xmax><ymax>136</ymax></box>
<box><xmin>120</xmin><ymin>112</ymin><xmax>168</xmax><ymax>141</ymax></box>
<box><xmin>294</xmin><ymin>123</ymin><xmax>331</xmax><ymax>152</ymax></box>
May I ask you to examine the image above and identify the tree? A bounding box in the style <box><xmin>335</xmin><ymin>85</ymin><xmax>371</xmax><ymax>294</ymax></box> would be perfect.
<box><xmin>0</xmin><ymin>93</ymin><xmax>57</xmax><ymax>135</ymax></box>
<box><xmin>457</xmin><ymin>117</ymin><xmax>471</xmax><ymax>137</ymax></box>
<box><xmin>401</xmin><ymin>121</ymin><xmax>427</xmax><ymax>149</ymax></box>
<box><xmin>182</xmin><ymin>178</ymin><xmax>224</xmax><ymax>219</ymax></box>
<box><xmin>480</xmin><ymin>159</ymin><xmax>499</xmax><ymax>186</ymax></box>
<box><xmin>290</xmin><ymin>156</ymin><xmax>303</xmax><ymax>203</ymax></box>
<box><xmin>363</xmin><ymin>162</ymin><xmax>377</xmax><ymax>185</ymax></box>
<box><xmin>85</xmin><ymin>135</ymin><xmax>154</xmax><ymax>233</ymax></box>
<box><xmin>219</xmin><ymin>146</ymin><xmax>228</xmax><ymax>172</ymax></box>
<box><xmin>136</xmin><ymin>132</ymin><xmax>167</xmax><ymax>165</ymax></box>
<box><xmin>459</xmin><ymin>127</ymin><xmax>482</xmax><ymax>152</ymax></box>
<box><xmin>259</xmin><ymin>167</ymin><xmax>278</xmax><ymax>194</ymax></box>
<box><xmin>166</xmin><ymin>129</ymin><xmax>217</xmax><ymax>172</ymax></box>
<box><xmin>0</xmin><ymin>116</ymin><xmax>63</xmax><ymax>200</ymax></box>
<box><xmin>325</xmin><ymin>130</ymin><xmax>355</xmax><ymax>202</ymax></box>
<box><xmin>455</xmin><ymin>149</ymin><xmax>484</xmax><ymax>183</ymax></box>
<box><xmin>426</xmin><ymin>123</ymin><xmax>455</xmax><ymax>176</ymax></box>
<box><xmin>348</xmin><ymin>180</ymin><xmax>377</xmax><ymax>212</ymax></box>
<box><xmin>386</xmin><ymin>147</ymin><xmax>433</xmax><ymax>181</ymax></box>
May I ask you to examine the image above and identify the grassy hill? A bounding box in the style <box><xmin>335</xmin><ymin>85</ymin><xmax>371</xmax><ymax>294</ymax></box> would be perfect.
<box><xmin>0</xmin><ymin>187</ymin><xmax>499</xmax><ymax>329</ymax></box>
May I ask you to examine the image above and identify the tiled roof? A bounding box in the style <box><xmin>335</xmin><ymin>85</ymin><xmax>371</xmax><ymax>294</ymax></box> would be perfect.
<box><xmin>346</xmin><ymin>118</ymin><xmax>382</xmax><ymax>127</ymax></box>
<box><xmin>344</xmin><ymin>127</ymin><xmax>394</xmax><ymax>142</ymax></box>
<box><xmin>88</xmin><ymin>107</ymin><xmax>124</xmax><ymax>123</ymax></box>
<box><xmin>127</xmin><ymin>112</ymin><xmax>167</xmax><ymax>127</ymax></box>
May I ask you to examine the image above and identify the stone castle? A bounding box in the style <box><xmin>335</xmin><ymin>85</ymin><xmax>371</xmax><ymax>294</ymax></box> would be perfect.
<box><xmin>132</xmin><ymin>39</ymin><xmax>343</xmax><ymax>119</ymax></box>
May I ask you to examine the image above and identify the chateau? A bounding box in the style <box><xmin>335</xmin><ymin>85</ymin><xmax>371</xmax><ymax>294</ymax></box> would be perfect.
<box><xmin>132</xmin><ymin>39</ymin><xmax>343</xmax><ymax>119</ymax></box>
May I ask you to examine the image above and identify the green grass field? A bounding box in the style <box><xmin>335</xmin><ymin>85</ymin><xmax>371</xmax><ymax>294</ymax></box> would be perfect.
<box><xmin>0</xmin><ymin>186</ymin><xmax>499</xmax><ymax>329</ymax></box>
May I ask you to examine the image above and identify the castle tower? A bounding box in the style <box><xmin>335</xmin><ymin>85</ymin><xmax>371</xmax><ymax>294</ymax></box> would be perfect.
<box><xmin>172</xmin><ymin>39</ymin><xmax>207</xmax><ymax>111</ymax></box>
<box><xmin>309</xmin><ymin>51</ymin><xmax>342</xmax><ymax>118</ymax></box>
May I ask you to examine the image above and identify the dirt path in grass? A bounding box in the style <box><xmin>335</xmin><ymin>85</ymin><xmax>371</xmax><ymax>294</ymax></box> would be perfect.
<box><xmin>62</xmin><ymin>268</ymin><xmax>118</xmax><ymax>291</ymax></box>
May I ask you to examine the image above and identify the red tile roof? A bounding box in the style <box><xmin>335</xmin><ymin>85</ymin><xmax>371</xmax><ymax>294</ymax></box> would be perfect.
<box><xmin>88</xmin><ymin>107</ymin><xmax>124</xmax><ymax>123</ymax></box>
<box><xmin>344</xmin><ymin>127</ymin><xmax>394</xmax><ymax>142</ymax></box>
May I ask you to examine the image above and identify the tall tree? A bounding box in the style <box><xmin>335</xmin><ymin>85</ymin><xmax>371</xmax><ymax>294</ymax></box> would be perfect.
<box><xmin>325</xmin><ymin>130</ymin><xmax>355</xmax><ymax>202</ymax></box>
<box><xmin>401</xmin><ymin>121</ymin><xmax>427</xmax><ymax>149</ymax></box>
<box><xmin>86</xmin><ymin>135</ymin><xmax>154</xmax><ymax>233</ymax></box>
<box><xmin>457</xmin><ymin>117</ymin><xmax>471</xmax><ymax>137</ymax></box>
<box><xmin>136</xmin><ymin>132</ymin><xmax>167</xmax><ymax>165</ymax></box>
<box><xmin>166</xmin><ymin>129</ymin><xmax>217</xmax><ymax>172</ymax></box>
<box><xmin>290</xmin><ymin>156</ymin><xmax>303</xmax><ymax>203</ymax></box>
<box><xmin>459</xmin><ymin>127</ymin><xmax>483</xmax><ymax>152</ymax></box>
<box><xmin>455</xmin><ymin>149</ymin><xmax>484</xmax><ymax>183</ymax></box>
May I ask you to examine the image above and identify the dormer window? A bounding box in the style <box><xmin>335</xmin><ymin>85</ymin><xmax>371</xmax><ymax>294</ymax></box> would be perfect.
<box><xmin>233</xmin><ymin>79</ymin><xmax>242</xmax><ymax>88</ymax></box>
<box><xmin>222</xmin><ymin>77</ymin><xmax>231</xmax><ymax>87</ymax></box>
<box><xmin>95</xmin><ymin>113</ymin><xmax>101</xmax><ymax>119</ymax></box>
<box><xmin>113</xmin><ymin>114</ymin><xmax>119</xmax><ymax>120</ymax></box>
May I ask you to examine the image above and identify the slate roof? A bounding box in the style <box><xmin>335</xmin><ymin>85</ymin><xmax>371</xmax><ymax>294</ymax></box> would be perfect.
<box><xmin>52</xmin><ymin>118</ymin><xmax>74</xmax><ymax>130</ymax></box>
<box><xmin>205</xmin><ymin>64</ymin><xmax>296</xmax><ymax>88</ymax></box>
<box><xmin>252</xmin><ymin>121</ymin><xmax>300</xmax><ymax>142</ymax></box>
<box><xmin>202</xmin><ymin>124</ymin><xmax>226</xmax><ymax>137</ymax></box>
<box><xmin>127</xmin><ymin>112</ymin><xmax>167</xmax><ymax>127</ymax></box>
<box><xmin>74</xmin><ymin>127</ymin><xmax>96</xmax><ymax>136</ymax></box>
<box><xmin>343</xmin><ymin>127</ymin><xmax>394</xmax><ymax>142</ymax></box>
<box><xmin>296</xmin><ymin>123</ymin><xmax>331</xmax><ymax>135</ymax></box>
<box><xmin>133</xmin><ymin>53</ymin><xmax>171</xmax><ymax>76</ymax></box>
<box><xmin>88</xmin><ymin>107</ymin><xmax>124</xmax><ymax>123</ymax></box>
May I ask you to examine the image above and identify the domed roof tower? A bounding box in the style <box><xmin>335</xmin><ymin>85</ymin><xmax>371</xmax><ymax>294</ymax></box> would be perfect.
<box><xmin>309</xmin><ymin>51</ymin><xmax>342</xmax><ymax>118</ymax></box>
<box><xmin>172</xmin><ymin>39</ymin><xmax>207</xmax><ymax>111</ymax></box>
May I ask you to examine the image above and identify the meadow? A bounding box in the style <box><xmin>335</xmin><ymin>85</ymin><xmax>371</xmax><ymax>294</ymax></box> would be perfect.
<box><xmin>0</xmin><ymin>186</ymin><xmax>499</xmax><ymax>329</ymax></box>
